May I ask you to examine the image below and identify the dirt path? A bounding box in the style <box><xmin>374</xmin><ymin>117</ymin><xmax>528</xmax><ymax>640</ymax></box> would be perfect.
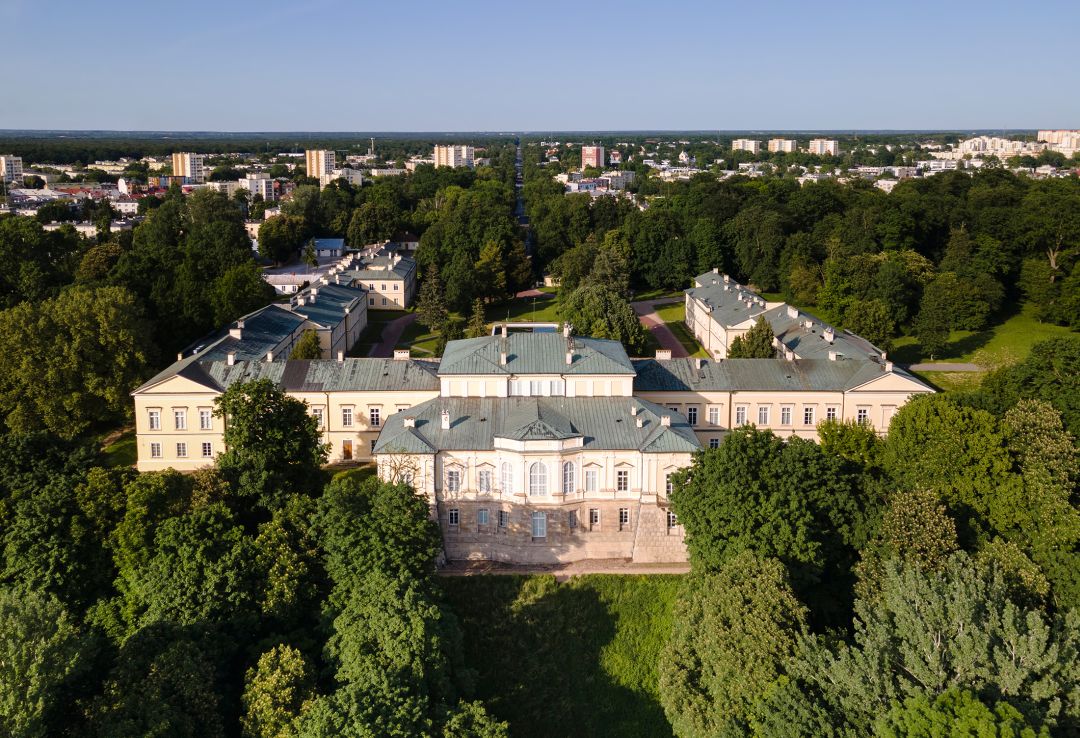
<box><xmin>439</xmin><ymin>558</ymin><xmax>689</xmax><ymax>581</ymax></box>
<box><xmin>631</xmin><ymin>298</ymin><xmax>689</xmax><ymax>358</ymax></box>
<box><xmin>515</xmin><ymin>288</ymin><xmax>551</xmax><ymax>298</ymax></box>
<box><xmin>369</xmin><ymin>313</ymin><xmax>418</xmax><ymax>357</ymax></box>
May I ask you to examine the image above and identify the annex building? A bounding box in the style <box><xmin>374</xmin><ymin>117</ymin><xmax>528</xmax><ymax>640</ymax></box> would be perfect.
<box><xmin>132</xmin><ymin>280</ymin><xmax>933</xmax><ymax>563</ymax></box>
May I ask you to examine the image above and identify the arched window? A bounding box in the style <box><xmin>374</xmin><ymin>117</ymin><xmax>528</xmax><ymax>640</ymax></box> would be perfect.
<box><xmin>529</xmin><ymin>462</ymin><xmax>547</xmax><ymax>496</ymax></box>
<box><xmin>562</xmin><ymin>461</ymin><xmax>575</xmax><ymax>495</ymax></box>
<box><xmin>501</xmin><ymin>462</ymin><xmax>513</xmax><ymax>493</ymax></box>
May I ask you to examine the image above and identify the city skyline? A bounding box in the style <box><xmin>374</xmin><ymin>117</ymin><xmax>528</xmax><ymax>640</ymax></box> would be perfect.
<box><xmin>2</xmin><ymin>0</ymin><xmax>1077</xmax><ymax>131</ymax></box>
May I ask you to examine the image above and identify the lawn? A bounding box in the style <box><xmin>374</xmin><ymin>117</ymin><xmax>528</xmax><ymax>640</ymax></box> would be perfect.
<box><xmin>441</xmin><ymin>574</ymin><xmax>680</xmax><ymax>738</ymax></box>
<box><xmin>101</xmin><ymin>430</ymin><xmax>137</xmax><ymax>468</ymax></box>
<box><xmin>915</xmin><ymin>370</ymin><xmax>988</xmax><ymax>393</ymax></box>
<box><xmin>485</xmin><ymin>295</ymin><xmax>561</xmax><ymax>324</ymax></box>
<box><xmin>348</xmin><ymin>310</ymin><xmax>410</xmax><ymax>357</ymax></box>
<box><xmin>652</xmin><ymin>302</ymin><xmax>710</xmax><ymax>359</ymax></box>
<box><xmin>890</xmin><ymin>309</ymin><xmax>1075</xmax><ymax>368</ymax></box>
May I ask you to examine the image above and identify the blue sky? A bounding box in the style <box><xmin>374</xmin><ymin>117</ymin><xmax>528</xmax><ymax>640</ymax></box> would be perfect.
<box><xmin>2</xmin><ymin>0</ymin><xmax>1076</xmax><ymax>131</ymax></box>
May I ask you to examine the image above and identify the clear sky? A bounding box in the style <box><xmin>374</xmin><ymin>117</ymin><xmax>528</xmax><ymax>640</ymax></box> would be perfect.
<box><xmin>2</xmin><ymin>0</ymin><xmax>1076</xmax><ymax>132</ymax></box>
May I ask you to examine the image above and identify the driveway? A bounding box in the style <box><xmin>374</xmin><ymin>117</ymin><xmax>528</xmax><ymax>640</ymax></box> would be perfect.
<box><xmin>632</xmin><ymin>298</ymin><xmax>689</xmax><ymax>358</ymax></box>
<box><xmin>369</xmin><ymin>313</ymin><xmax>417</xmax><ymax>358</ymax></box>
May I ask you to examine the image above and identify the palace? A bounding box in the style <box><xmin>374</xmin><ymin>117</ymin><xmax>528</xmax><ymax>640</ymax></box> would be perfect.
<box><xmin>131</xmin><ymin>277</ymin><xmax>933</xmax><ymax>562</ymax></box>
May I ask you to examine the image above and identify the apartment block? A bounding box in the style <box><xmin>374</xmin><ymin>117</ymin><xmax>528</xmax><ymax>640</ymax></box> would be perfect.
<box><xmin>239</xmin><ymin>173</ymin><xmax>277</xmax><ymax>201</ymax></box>
<box><xmin>731</xmin><ymin>139</ymin><xmax>762</xmax><ymax>154</ymax></box>
<box><xmin>433</xmin><ymin>145</ymin><xmax>475</xmax><ymax>168</ymax></box>
<box><xmin>768</xmin><ymin>138</ymin><xmax>797</xmax><ymax>153</ymax></box>
<box><xmin>171</xmin><ymin>152</ymin><xmax>206</xmax><ymax>183</ymax></box>
<box><xmin>807</xmin><ymin>139</ymin><xmax>839</xmax><ymax>156</ymax></box>
<box><xmin>581</xmin><ymin>145</ymin><xmax>605</xmax><ymax>168</ymax></box>
<box><xmin>305</xmin><ymin>149</ymin><xmax>336</xmax><ymax>178</ymax></box>
<box><xmin>0</xmin><ymin>155</ymin><xmax>24</xmax><ymax>183</ymax></box>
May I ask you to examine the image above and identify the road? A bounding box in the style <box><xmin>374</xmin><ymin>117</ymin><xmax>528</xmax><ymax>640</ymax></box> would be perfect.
<box><xmin>631</xmin><ymin>298</ymin><xmax>689</xmax><ymax>359</ymax></box>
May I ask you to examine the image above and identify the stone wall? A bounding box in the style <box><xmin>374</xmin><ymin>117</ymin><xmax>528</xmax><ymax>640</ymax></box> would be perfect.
<box><xmin>437</xmin><ymin>499</ymin><xmax>686</xmax><ymax>564</ymax></box>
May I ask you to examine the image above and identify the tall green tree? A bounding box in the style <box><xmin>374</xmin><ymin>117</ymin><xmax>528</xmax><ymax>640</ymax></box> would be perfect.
<box><xmin>288</xmin><ymin>330</ymin><xmax>323</xmax><ymax>360</ymax></box>
<box><xmin>465</xmin><ymin>299</ymin><xmax>487</xmax><ymax>339</ymax></box>
<box><xmin>875</xmin><ymin>688</ymin><xmax>1051</xmax><ymax>738</ymax></box>
<box><xmin>416</xmin><ymin>265</ymin><xmax>450</xmax><ymax>333</ymax></box>
<box><xmin>560</xmin><ymin>284</ymin><xmax>648</xmax><ymax>355</ymax></box>
<box><xmin>241</xmin><ymin>644</ymin><xmax>315</xmax><ymax>738</ymax></box>
<box><xmin>727</xmin><ymin>316</ymin><xmax>776</xmax><ymax>358</ymax></box>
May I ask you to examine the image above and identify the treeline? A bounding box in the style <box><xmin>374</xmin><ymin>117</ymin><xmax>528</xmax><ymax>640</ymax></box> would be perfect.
<box><xmin>660</xmin><ymin>335</ymin><xmax>1080</xmax><ymax>737</ymax></box>
<box><xmin>525</xmin><ymin>158</ymin><xmax>1080</xmax><ymax>351</ymax></box>
<box><xmin>0</xmin><ymin>379</ymin><xmax>506</xmax><ymax>737</ymax></box>
<box><xmin>0</xmin><ymin>134</ymin><xmax>518</xmax><ymax>167</ymax></box>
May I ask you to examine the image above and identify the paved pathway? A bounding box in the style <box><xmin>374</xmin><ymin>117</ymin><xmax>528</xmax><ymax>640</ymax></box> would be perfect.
<box><xmin>515</xmin><ymin>287</ymin><xmax>551</xmax><ymax>298</ymax></box>
<box><xmin>369</xmin><ymin>313</ymin><xmax>418</xmax><ymax>358</ymax></box>
<box><xmin>904</xmin><ymin>362</ymin><xmax>983</xmax><ymax>372</ymax></box>
<box><xmin>631</xmin><ymin>298</ymin><xmax>689</xmax><ymax>358</ymax></box>
<box><xmin>438</xmin><ymin>558</ymin><xmax>689</xmax><ymax>582</ymax></box>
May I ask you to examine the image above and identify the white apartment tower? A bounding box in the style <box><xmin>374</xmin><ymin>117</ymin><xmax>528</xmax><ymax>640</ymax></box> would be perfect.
<box><xmin>807</xmin><ymin>139</ymin><xmax>840</xmax><ymax>156</ymax></box>
<box><xmin>305</xmin><ymin>150</ymin><xmax>336</xmax><ymax>178</ymax></box>
<box><xmin>239</xmin><ymin>173</ymin><xmax>276</xmax><ymax>201</ymax></box>
<box><xmin>171</xmin><ymin>152</ymin><xmax>206</xmax><ymax>183</ymax></box>
<box><xmin>768</xmin><ymin>139</ymin><xmax>797</xmax><ymax>153</ymax></box>
<box><xmin>0</xmin><ymin>155</ymin><xmax>24</xmax><ymax>184</ymax></box>
<box><xmin>433</xmin><ymin>145</ymin><xmax>476</xmax><ymax>168</ymax></box>
<box><xmin>731</xmin><ymin>139</ymin><xmax>762</xmax><ymax>154</ymax></box>
<box><xmin>581</xmin><ymin>145</ymin><xmax>605</xmax><ymax>169</ymax></box>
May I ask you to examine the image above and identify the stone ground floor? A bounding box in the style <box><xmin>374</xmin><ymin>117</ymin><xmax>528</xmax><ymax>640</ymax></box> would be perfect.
<box><xmin>438</xmin><ymin>558</ymin><xmax>690</xmax><ymax>581</ymax></box>
<box><xmin>434</xmin><ymin>498</ymin><xmax>687</xmax><ymax>565</ymax></box>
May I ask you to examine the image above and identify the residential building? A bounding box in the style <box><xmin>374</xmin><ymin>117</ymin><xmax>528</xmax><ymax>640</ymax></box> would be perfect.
<box><xmin>206</xmin><ymin>181</ymin><xmax>239</xmax><ymax>196</ymax></box>
<box><xmin>320</xmin><ymin>168</ymin><xmax>364</xmax><ymax>188</ymax></box>
<box><xmin>239</xmin><ymin>173</ymin><xmax>277</xmax><ymax>201</ymax></box>
<box><xmin>305</xmin><ymin>149</ymin><xmax>336</xmax><ymax>178</ymax></box>
<box><xmin>807</xmin><ymin>139</ymin><xmax>839</xmax><ymax>156</ymax></box>
<box><xmin>582</xmin><ymin>145</ymin><xmax>605</xmax><ymax>169</ymax></box>
<box><xmin>433</xmin><ymin>145</ymin><xmax>475</xmax><ymax>168</ymax></box>
<box><xmin>312</xmin><ymin>237</ymin><xmax>346</xmax><ymax>258</ymax></box>
<box><xmin>731</xmin><ymin>139</ymin><xmax>762</xmax><ymax>154</ymax></box>
<box><xmin>0</xmin><ymin>155</ymin><xmax>24</xmax><ymax>183</ymax></box>
<box><xmin>1037</xmin><ymin>129</ymin><xmax>1080</xmax><ymax>155</ymax></box>
<box><xmin>768</xmin><ymin>138</ymin><xmax>797</xmax><ymax>153</ymax></box>
<box><xmin>170</xmin><ymin>152</ymin><xmax>206</xmax><ymax>183</ymax></box>
<box><xmin>608</xmin><ymin>150</ymin><xmax>623</xmax><ymax>165</ymax></box>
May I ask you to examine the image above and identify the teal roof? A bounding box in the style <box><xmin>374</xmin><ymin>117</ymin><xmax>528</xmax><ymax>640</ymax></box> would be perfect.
<box><xmin>290</xmin><ymin>283</ymin><xmax>365</xmax><ymax>329</ymax></box>
<box><xmin>374</xmin><ymin>397</ymin><xmax>699</xmax><ymax>455</ymax></box>
<box><xmin>633</xmin><ymin>357</ymin><xmax>932</xmax><ymax>392</ymax></box>
<box><xmin>438</xmin><ymin>333</ymin><xmax>635</xmax><ymax>376</ymax></box>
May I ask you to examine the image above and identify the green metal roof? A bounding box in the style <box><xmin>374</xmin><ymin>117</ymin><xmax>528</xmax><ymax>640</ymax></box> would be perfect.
<box><xmin>632</xmin><ymin>357</ymin><xmax>932</xmax><ymax>392</ymax></box>
<box><xmin>373</xmin><ymin>397</ymin><xmax>699</xmax><ymax>455</ymax></box>
<box><xmin>438</xmin><ymin>333</ymin><xmax>635</xmax><ymax>376</ymax></box>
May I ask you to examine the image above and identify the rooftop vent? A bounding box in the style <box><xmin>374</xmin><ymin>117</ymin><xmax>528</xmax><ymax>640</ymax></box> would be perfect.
<box><xmin>655</xmin><ymin>349</ymin><xmax>672</xmax><ymax>361</ymax></box>
<box><xmin>631</xmin><ymin>405</ymin><xmax>639</xmax><ymax>416</ymax></box>
<box><xmin>787</xmin><ymin>305</ymin><xmax>798</xmax><ymax>319</ymax></box>
<box><xmin>227</xmin><ymin>351</ymin><xmax>236</xmax><ymax>366</ymax></box>
<box><xmin>828</xmin><ymin>350</ymin><xmax>838</xmax><ymax>361</ymax></box>
<box><xmin>393</xmin><ymin>349</ymin><xmax>410</xmax><ymax>361</ymax></box>
<box><xmin>636</xmin><ymin>417</ymin><xmax>644</xmax><ymax>428</ymax></box>
<box><xmin>441</xmin><ymin>409</ymin><xmax>450</xmax><ymax>430</ymax></box>
<box><xmin>266</xmin><ymin>351</ymin><xmax>274</xmax><ymax>362</ymax></box>
<box><xmin>823</xmin><ymin>327</ymin><xmax>835</xmax><ymax>344</ymax></box>
<box><xmin>565</xmin><ymin>351</ymin><xmax>573</xmax><ymax>366</ymax></box>
<box><xmin>337</xmin><ymin>351</ymin><xmax>344</xmax><ymax>363</ymax></box>
<box><xmin>884</xmin><ymin>360</ymin><xmax>894</xmax><ymax>372</ymax></box>
<box><xmin>660</xmin><ymin>415</ymin><xmax>671</xmax><ymax>427</ymax></box>
<box><xmin>694</xmin><ymin>357</ymin><xmax>704</xmax><ymax>370</ymax></box>
<box><xmin>403</xmin><ymin>416</ymin><xmax>416</xmax><ymax>428</ymax></box>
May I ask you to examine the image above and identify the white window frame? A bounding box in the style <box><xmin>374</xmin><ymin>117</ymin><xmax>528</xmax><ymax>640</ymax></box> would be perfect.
<box><xmin>707</xmin><ymin>406</ymin><xmax>719</xmax><ymax>425</ymax></box>
<box><xmin>501</xmin><ymin>462</ymin><xmax>513</xmax><ymax>493</ymax></box>
<box><xmin>687</xmin><ymin>407</ymin><xmax>698</xmax><ymax>425</ymax></box>
<box><xmin>312</xmin><ymin>407</ymin><xmax>324</xmax><ymax>428</ymax></box>
<box><xmin>342</xmin><ymin>407</ymin><xmax>353</xmax><ymax>427</ymax></box>
<box><xmin>446</xmin><ymin>469</ymin><xmax>461</xmax><ymax>493</ymax></box>
<box><xmin>619</xmin><ymin>507</ymin><xmax>630</xmax><ymax>530</ymax></box>
<box><xmin>148</xmin><ymin>409</ymin><xmax>160</xmax><ymax>430</ymax></box>
<box><xmin>150</xmin><ymin>442</ymin><xmax>162</xmax><ymax>458</ymax></box>
<box><xmin>735</xmin><ymin>406</ymin><xmax>748</xmax><ymax>425</ymax></box>
<box><xmin>176</xmin><ymin>442</ymin><xmax>187</xmax><ymax>458</ymax></box>
<box><xmin>781</xmin><ymin>406</ymin><xmax>792</xmax><ymax>425</ymax></box>
<box><xmin>199</xmin><ymin>409</ymin><xmax>213</xmax><ymax>430</ymax></box>
<box><xmin>585</xmin><ymin>468</ymin><xmax>598</xmax><ymax>492</ymax></box>
<box><xmin>531</xmin><ymin>511</ymin><xmax>547</xmax><ymax>539</ymax></box>
<box><xmin>589</xmin><ymin>508</ymin><xmax>600</xmax><ymax>529</ymax></box>
<box><xmin>478</xmin><ymin>469</ymin><xmax>493</xmax><ymax>494</ymax></box>
<box><xmin>369</xmin><ymin>407</ymin><xmax>380</xmax><ymax>427</ymax></box>
<box><xmin>803</xmin><ymin>406</ymin><xmax>815</xmax><ymax>426</ymax></box>
<box><xmin>562</xmin><ymin>461</ymin><xmax>575</xmax><ymax>495</ymax></box>
<box><xmin>498</xmin><ymin>510</ymin><xmax>509</xmax><ymax>528</ymax></box>
<box><xmin>709</xmin><ymin>438</ymin><xmax>720</xmax><ymax>449</ymax></box>
<box><xmin>826</xmin><ymin>406</ymin><xmax>839</xmax><ymax>421</ymax></box>
<box><xmin>667</xmin><ymin>510</ymin><xmax>679</xmax><ymax>529</ymax></box>
<box><xmin>529</xmin><ymin>462</ymin><xmax>547</xmax><ymax>497</ymax></box>
<box><xmin>201</xmin><ymin>441</ymin><xmax>213</xmax><ymax>458</ymax></box>
<box><xmin>758</xmin><ymin>406</ymin><xmax>770</xmax><ymax>425</ymax></box>
<box><xmin>448</xmin><ymin>508</ymin><xmax>460</xmax><ymax>527</ymax></box>
<box><xmin>857</xmin><ymin>407</ymin><xmax>870</xmax><ymax>424</ymax></box>
<box><xmin>616</xmin><ymin>469</ymin><xmax>629</xmax><ymax>492</ymax></box>
<box><xmin>174</xmin><ymin>409</ymin><xmax>186</xmax><ymax>430</ymax></box>
<box><xmin>665</xmin><ymin>474</ymin><xmax>673</xmax><ymax>495</ymax></box>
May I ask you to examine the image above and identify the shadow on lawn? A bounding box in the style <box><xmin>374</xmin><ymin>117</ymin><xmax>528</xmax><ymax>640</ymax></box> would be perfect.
<box><xmin>891</xmin><ymin>329</ymin><xmax>994</xmax><ymax>364</ymax></box>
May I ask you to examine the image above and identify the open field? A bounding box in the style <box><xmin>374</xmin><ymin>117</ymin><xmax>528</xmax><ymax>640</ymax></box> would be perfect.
<box><xmin>441</xmin><ymin>574</ymin><xmax>681</xmax><ymax>738</ymax></box>
<box><xmin>101</xmin><ymin>430</ymin><xmax>137</xmax><ymax>468</ymax></box>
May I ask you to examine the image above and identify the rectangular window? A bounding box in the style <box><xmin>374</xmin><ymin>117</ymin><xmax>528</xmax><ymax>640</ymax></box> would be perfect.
<box><xmin>369</xmin><ymin>298</ymin><xmax>375</xmax><ymax>306</ymax></box>
<box><xmin>176</xmin><ymin>442</ymin><xmax>187</xmax><ymax>458</ymax></box>
<box><xmin>369</xmin><ymin>408</ymin><xmax>380</xmax><ymax>427</ymax></box>
<box><xmin>201</xmin><ymin>442</ymin><xmax>213</xmax><ymax>458</ymax></box>
<box><xmin>312</xmin><ymin>407</ymin><xmax>324</xmax><ymax>428</ymax></box>
<box><xmin>498</xmin><ymin>510</ymin><xmax>509</xmax><ymax>528</ymax></box>
<box><xmin>781</xmin><ymin>406</ymin><xmax>792</xmax><ymax>425</ymax></box>
<box><xmin>589</xmin><ymin>508</ymin><xmax>600</xmax><ymax>530</ymax></box>
<box><xmin>199</xmin><ymin>409</ymin><xmax>212</xmax><ymax>430</ymax></box>
<box><xmin>758</xmin><ymin>406</ymin><xmax>770</xmax><ymax>425</ymax></box>
<box><xmin>478</xmin><ymin>508</ymin><xmax>489</xmax><ymax>526</ymax></box>
<box><xmin>174</xmin><ymin>409</ymin><xmax>186</xmax><ymax>430</ymax></box>
<box><xmin>478</xmin><ymin>469</ymin><xmax>493</xmax><ymax>493</ymax></box>
<box><xmin>585</xmin><ymin>469</ymin><xmax>598</xmax><ymax>492</ymax></box>
<box><xmin>568</xmin><ymin>510</ymin><xmax>578</xmax><ymax>529</ymax></box>
<box><xmin>668</xmin><ymin>406</ymin><xmax>679</xmax><ymax>416</ymax></box>
<box><xmin>446</xmin><ymin>470</ymin><xmax>461</xmax><ymax>493</ymax></box>
<box><xmin>667</xmin><ymin>510</ymin><xmax>679</xmax><ymax>529</ymax></box>
<box><xmin>619</xmin><ymin>508</ymin><xmax>630</xmax><ymax>530</ymax></box>
<box><xmin>708</xmin><ymin>406</ymin><xmax>719</xmax><ymax>425</ymax></box>
<box><xmin>148</xmin><ymin>409</ymin><xmax>160</xmax><ymax>430</ymax></box>
<box><xmin>826</xmin><ymin>406</ymin><xmax>838</xmax><ymax>421</ymax></box>
<box><xmin>709</xmin><ymin>438</ymin><xmax>720</xmax><ymax>449</ymax></box>
<box><xmin>803</xmin><ymin>406</ymin><xmax>815</xmax><ymax>426</ymax></box>
<box><xmin>448</xmin><ymin>508</ymin><xmax>460</xmax><ymax>527</ymax></box>
<box><xmin>531</xmin><ymin>511</ymin><xmax>547</xmax><ymax>539</ymax></box>
<box><xmin>857</xmin><ymin>407</ymin><xmax>870</xmax><ymax>424</ymax></box>
<box><xmin>394</xmin><ymin>283</ymin><xmax>400</xmax><ymax>290</ymax></box>
<box><xmin>687</xmin><ymin>407</ymin><xmax>698</xmax><ymax>425</ymax></box>
<box><xmin>665</xmin><ymin>474</ymin><xmax>674</xmax><ymax>495</ymax></box>
<box><xmin>370</xmin><ymin>439</ymin><xmax>377</xmax><ymax>453</ymax></box>
<box><xmin>381</xmin><ymin>297</ymin><xmax>387</xmax><ymax>306</ymax></box>
<box><xmin>150</xmin><ymin>442</ymin><xmax>162</xmax><ymax>458</ymax></box>
<box><xmin>501</xmin><ymin>464</ymin><xmax>513</xmax><ymax>493</ymax></box>
<box><xmin>342</xmin><ymin>407</ymin><xmax>353</xmax><ymax>427</ymax></box>
<box><xmin>735</xmin><ymin>406</ymin><xmax>747</xmax><ymax>425</ymax></box>
<box><xmin>616</xmin><ymin>470</ymin><xmax>629</xmax><ymax>492</ymax></box>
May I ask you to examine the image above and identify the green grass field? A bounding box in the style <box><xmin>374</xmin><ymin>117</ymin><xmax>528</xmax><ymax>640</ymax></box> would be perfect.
<box><xmin>441</xmin><ymin>574</ymin><xmax>681</xmax><ymax>738</ymax></box>
<box><xmin>651</xmin><ymin>302</ymin><xmax>709</xmax><ymax>358</ymax></box>
<box><xmin>101</xmin><ymin>431</ymin><xmax>137</xmax><ymax>468</ymax></box>
<box><xmin>890</xmin><ymin>309</ymin><xmax>1075</xmax><ymax>367</ymax></box>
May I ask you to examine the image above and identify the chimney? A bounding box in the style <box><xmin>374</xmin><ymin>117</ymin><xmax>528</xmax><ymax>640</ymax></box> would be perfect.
<box><xmin>655</xmin><ymin>349</ymin><xmax>672</xmax><ymax>361</ymax></box>
<box><xmin>227</xmin><ymin>352</ymin><xmax>236</xmax><ymax>366</ymax></box>
<box><xmin>176</xmin><ymin>352</ymin><xmax>184</xmax><ymax>361</ymax></box>
<box><xmin>828</xmin><ymin>350</ymin><xmax>838</xmax><ymax>361</ymax></box>
<box><xmin>631</xmin><ymin>405</ymin><xmax>639</xmax><ymax>416</ymax></box>
<box><xmin>722</xmin><ymin>273</ymin><xmax>729</xmax><ymax>283</ymax></box>
<box><xmin>441</xmin><ymin>409</ymin><xmax>450</xmax><ymax>430</ymax></box>
<box><xmin>565</xmin><ymin>351</ymin><xmax>573</xmax><ymax>366</ymax></box>
<box><xmin>786</xmin><ymin>305</ymin><xmax>798</xmax><ymax>319</ymax></box>
<box><xmin>562</xmin><ymin>322</ymin><xmax>571</xmax><ymax>338</ymax></box>
<box><xmin>297</xmin><ymin>296</ymin><xmax>305</xmax><ymax>306</ymax></box>
<box><xmin>803</xmin><ymin>319</ymin><xmax>814</xmax><ymax>330</ymax></box>
<box><xmin>266</xmin><ymin>351</ymin><xmax>274</xmax><ymax>362</ymax></box>
<box><xmin>393</xmin><ymin>349</ymin><xmax>410</xmax><ymax>361</ymax></box>
<box><xmin>499</xmin><ymin>351</ymin><xmax>507</xmax><ymax>365</ymax></box>
<box><xmin>823</xmin><ymin>327</ymin><xmax>835</xmax><ymax>344</ymax></box>
<box><xmin>885</xmin><ymin>360</ymin><xmax>894</xmax><ymax>372</ymax></box>
<box><xmin>335</xmin><ymin>274</ymin><xmax>340</xmax><ymax>284</ymax></box>
<box><xmin>229</xmin><ymin>325</ymin><xmax>242</xmax><ymax>339</ymax></box>
<box><xmin>712</xmin><ymin>267</ymin><xmax>719</xmax><ymax>274</ymax></box>
<box><xmin>337</xmin><ymin>350</ymin><xmax>344</xmax><ymax>363</ymax></box>
<box><xmin>660</xmin><ymin>415</ymin><xmax>671</xmax><ymax>427</ymax></box>
<box><xmin>403</xmin><ymin>416</ymin><xmax>416</xmax><ymax>428</ymax></box>
<box><xmin>695</xmin><ymin>357</ymin><xmax>704</xmax><ymax>369</ymax></box>
<box><xmin>636</xmin><ymin>417</ymin><xmax>644</xmax><ymax>428</ymax></box>
<box><xmin>784</xmin><ymin>348</ymin><xmax>795</xmax><ymax>361</ymax></box>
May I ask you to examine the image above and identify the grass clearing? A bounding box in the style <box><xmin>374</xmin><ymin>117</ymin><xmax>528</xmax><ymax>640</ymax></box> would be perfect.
<box><xmin>101</xmin><ymin>431</ymin><xmax>137</xmax><ymax>468</ymax></box>
<box><xmin>485</xmin><ymin>295</ymin><xmax>562</xmax><ymax>324</ymax></box>
<box><xmin>441</xmin><ymin>574</ymin><xmax>681</xmax><ymax>738</ymax></box>
<box><xmin>891</xmin><ymin>309</ymin><xmax>1075</xmax><ymax>367</ymax></box>
<box><xmin>650</xmin><ymin>302</ymin><xmax>710</xmax><ymax>358</ymax></box>
<box><xmin>916</xmin><ymin>370</ymin><xmax>988</xmax><ymax>393</ymax></box>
